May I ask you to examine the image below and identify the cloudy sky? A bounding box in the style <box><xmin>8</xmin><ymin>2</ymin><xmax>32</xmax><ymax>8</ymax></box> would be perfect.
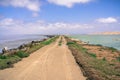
<box><xmin>0</xmin><ymin>0</ymin><xmax>120</xmax><ymax>35</ymax></box>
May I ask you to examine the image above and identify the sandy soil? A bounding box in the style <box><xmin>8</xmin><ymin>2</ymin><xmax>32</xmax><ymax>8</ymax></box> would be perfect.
<box><xmin>0</xmin><ymin>36</ymin><xmax>86</xmax><ymax>80</ymax></box>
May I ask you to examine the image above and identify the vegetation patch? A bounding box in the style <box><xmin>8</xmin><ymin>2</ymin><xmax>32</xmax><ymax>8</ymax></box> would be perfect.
<box><xmin>66</xmin><ymin>37</ymin><xmax>120</xmax><ymax>80</ymax></box>
<box><xmin>95</xmin><ymin>44</ymin><xmax>103</xmax><ymax>46</ymax></box>
<box><xmin>15</xmin><ymin>51</ymin><xmax>29</xmax><ymax>58</ymax></box>
<box><xmin>58</xmin><ymin>37</ymin><xmax>62</xmax><ymax>46</ymax></box>
<box><xmin>102</xmin><ymin>57</ymin><xmax>106</xmax><ymax>61</ymax></box>
<box><xmin>0</xmin><ymin>55</ymin><xmax>8</xmax><ymax>59</ymax></box>
<box><xmin>41</xmin><ymin>36</ymin><xmax>58</xmax><ymax>45</ymax></box>
<box><xmin>0</xmin><ymin>55</ymin><xmax>21</xmax><ymax>69</ymax></box>
<box><xmin>66</xmin><ymin>41</ymin><xmax>75</xmax><ymax>45</ymax></box>
<box><xmin>88</xmin><ymin>53</ymin><xmax>96</xmax><ymax>58</ymax></box>
<box><xmin>0</xmin><ymin>36</ymin><xmax>58</xmax><ymax>70</ymax></box>
<box><xmin>107</xmin><ymin>47</ymin><xmax>118</xmax><ymax>52</ymax></box>
<box><xmin>116</xmin><ymin>57</ymin><xmax>120</xmax><ymax>62</ymax></box>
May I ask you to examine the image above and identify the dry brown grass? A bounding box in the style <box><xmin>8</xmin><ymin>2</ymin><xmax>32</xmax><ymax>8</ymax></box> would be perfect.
<box><xmin>65</xmin><ymin>36</ymin><xmax>120</xmax><ymax>80</ymax></box>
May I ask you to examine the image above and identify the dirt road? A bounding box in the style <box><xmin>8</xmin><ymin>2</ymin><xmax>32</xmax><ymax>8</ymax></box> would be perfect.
<box><xmin>0</xmin><ymin>36</ymin><xmax>86</xmax><ymax>80</ymax></box>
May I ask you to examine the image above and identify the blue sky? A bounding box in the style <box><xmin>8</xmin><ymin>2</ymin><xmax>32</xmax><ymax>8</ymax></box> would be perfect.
<box><xmin>0</xmin><ymin>0</ymin><xmax>120</xmax><ymax>35</ymax></box>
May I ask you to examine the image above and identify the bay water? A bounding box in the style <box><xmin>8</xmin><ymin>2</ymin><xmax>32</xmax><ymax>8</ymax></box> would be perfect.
<box><xmin>70</xmin><ymin>35</ymin><xmax>120</xmax><ymax>50</ymax></box>
<box><xmin>0</xmin><ymin>34</ymin><xmax>47</xmax><ymax>53</ymax></box>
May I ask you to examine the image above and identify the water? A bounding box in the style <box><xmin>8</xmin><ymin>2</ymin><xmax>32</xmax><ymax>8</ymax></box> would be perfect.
<box><xmin>70</xmin><ymin>35</ymin><xmax>120</xmax><ymax>50</ymax></box>
<box><xmin>0</xmin><ymin>34</ymin><xmax>47</xmax><ymax>52</ymax></box>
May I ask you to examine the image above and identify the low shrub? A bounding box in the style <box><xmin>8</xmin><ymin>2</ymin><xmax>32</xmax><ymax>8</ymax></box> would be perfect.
<box><xmin>108</xmin><ymin>47</ymin><xmax>117</xmax><ymax>52</ymax></box>
<box><xmin>66</xmin><ymin>42</ymin><xmax>75</xmax><ymax>45</ymax></box>
<box><xmin>0</xmin><ymin>55</ymin><xmax>8</xmax><ymax>59</ymax></box>
<box><xmin>16</xmin><ymin>51</ymin><xmax>29</xmax><ymax>58</ymax></box>
<box><xmin>89</xmin><ymin>53</ymin><xmax>96</xmax><ymax>58</ymax></box>
<box><xmin>103</xmin><ymin>57</ymin><xmax>106</xmax><ymax>61</ymax></box>
<box><xmin>95</xmin><ymin>44</ymin><xmax>103</xmax><ymax>46</ymax></box>
<box><xmin>116</xmin><ymin>57</ymin><xmax>120</xmax><ymax>62</ymax></box>
<box><xmin>0</xmin><ymin>55</ymin><xmax>21</xmax><ymax>69</ymax></box>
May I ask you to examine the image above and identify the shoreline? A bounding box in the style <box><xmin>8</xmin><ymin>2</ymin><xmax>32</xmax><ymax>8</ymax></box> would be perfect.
<box><xmin>1</xmin><ymin>38</ymin><xmax>47</xmax><ymax>55</ymax></box>
<box><xmin>65</xmin><ymin>36</ymin><xmax>120</xmax><ymax>80</ymax></box>
<box><xmin>0</xmin><ymin>36</ymin><xmax>57</xmax><ymax>69</ymax></box>
<box><xmin>0</xmin><ymin>35</ymin><xmax>55</xmax><ymax>54</ymax></box>
<box><xmin>70</xmin><ymin>37</ymin><xmax>120</xmax><ymax>61</ymax></box>
<box><xmin>70</xmin><ymin>37</ymin><xmax>120</xmax><ymax>50</ymax></box>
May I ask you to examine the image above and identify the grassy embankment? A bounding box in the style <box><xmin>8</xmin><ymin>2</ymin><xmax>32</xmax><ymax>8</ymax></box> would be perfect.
<box><xmin>0</xmin><ymin>36</ymin><xmax>58</xmax><ymax>69</ymax></box>
<box><xmin>66</xmin><ymin>37</ymin><xmax>120</xmax><ymax>80</ymax></box>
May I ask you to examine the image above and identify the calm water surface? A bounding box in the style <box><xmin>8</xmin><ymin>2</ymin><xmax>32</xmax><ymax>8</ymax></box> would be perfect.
<box><xmin>70</xmin><ymin>35</ymin><xmax>120</xmax><ymax>50</ymax></box>
<box><xmin>0</xmin><ymin>34</ymin><xmax>47</xmax><ymax>52</ymax></box>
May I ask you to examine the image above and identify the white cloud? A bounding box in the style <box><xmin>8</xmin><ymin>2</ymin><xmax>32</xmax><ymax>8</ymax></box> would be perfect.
<box><xmin>0</xmin><ymin>18</ymin><xmax>14</xmax><ymax>26</ymax></box>
<box><xmin>0</xmin><ymin>18</ymin><xmax>93</xmax><ymax>35</ymax></box>
<box><xmin>0</xmin><ymin>0</ymin><xmax>40</xmax><ymax>12</ymax></box>
<box><xmin>0</xmin><ymin>18</ymin><xmax>23</xmax><ymax>26</ymax></box>
<box><xmin>96</xmin><ymin>17</ymin><xmax>118</xmax><ymax>23</ymax></box>
<box><xmin>47</xmin><ymin>0</ymin><xmax>92</xmax><ymax>8</ymax></box>
<box><xmin>1</xmin><ymin>18</ymin><xmax>120</xmax><ymax>35</ymax></box>
<box><xmin>32</xmin><ymin>12</ymin><xmax>39</xmax><ymax>17</ymax></box>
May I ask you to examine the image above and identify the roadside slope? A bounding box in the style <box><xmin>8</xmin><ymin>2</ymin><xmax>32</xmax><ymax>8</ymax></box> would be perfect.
<box><xmin>0</xmin><ymin>36</ymin><xmax>86</xmax><ymax>80</ymax></box>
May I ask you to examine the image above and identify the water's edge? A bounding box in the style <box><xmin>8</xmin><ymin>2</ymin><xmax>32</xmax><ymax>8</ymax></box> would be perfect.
<box><xmin>70</xmin><ymin>35</ymin><xmax>120</xmax><ymax>50</ymax></box>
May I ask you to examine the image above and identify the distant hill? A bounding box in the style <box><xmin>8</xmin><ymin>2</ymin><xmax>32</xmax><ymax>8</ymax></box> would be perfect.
<box><xmin>90</xmin><ymin>32</ymin><xmax>120</xmax><ymax>35</ymax></box>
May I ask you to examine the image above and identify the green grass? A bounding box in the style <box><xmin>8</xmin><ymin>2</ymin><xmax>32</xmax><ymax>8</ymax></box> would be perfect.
<box><xmin>0</xmin><ymin>55</ymin><xmax>8</xmax><ymax>59</ymax></box>
<box><xmin>66</xmin><ymin>41</ymin><xmax>75</xmax><ymax>45</ymax></box>
<box><xmin>15</xmin><ymin>51</ymin><xmax>29</xmax><ymax>58</ymax></box>
<box><xmin>42</xmin><ymin>39</ymin><xmax>52</xmax><ymax>45</ymax></box>
<box><xmin>89</xmin><ymin>53</ymin><xmax>96</xmax><ymax>58</ymax></box>
<box><xmin>67</xmin><ymin>41</ymin><xmax>88</xmax><ymax>53</ymax></box>
<box><xmin>0</xmin><ymin>55</ymin><xmax>21</xmax><ymax>69</ymax></box>
<box><xmin>41</xmin><ymin>36</ymin><xmax>58</xmax><ymax>45</ymax></box>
